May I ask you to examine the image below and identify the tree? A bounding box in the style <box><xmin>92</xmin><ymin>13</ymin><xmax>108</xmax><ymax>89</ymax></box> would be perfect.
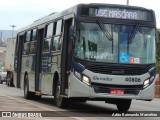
<box><xmin>156</xmin><ymin>29</ymin><xmax>160</xmax><ymax>72</ymax></box>
<box><xmin>155</xmin><ymin>29</ymin><xmax>160</xmax><ymax>85</ymax></box>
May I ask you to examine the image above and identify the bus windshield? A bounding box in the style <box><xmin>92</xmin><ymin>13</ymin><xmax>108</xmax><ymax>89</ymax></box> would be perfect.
<box><xmin>74</xmin><ymin>22</ymin><xmax>156</xmax><ymax>64</ymax></box>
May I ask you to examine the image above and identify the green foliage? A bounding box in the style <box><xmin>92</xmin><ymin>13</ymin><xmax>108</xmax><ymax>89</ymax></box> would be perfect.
<box><xmin>156</xmin><ymin>29</ymin><xmax>160</xmax><ymax>72</ymax></box>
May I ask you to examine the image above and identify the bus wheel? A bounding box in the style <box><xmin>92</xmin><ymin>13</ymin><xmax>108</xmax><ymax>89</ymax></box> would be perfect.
<box><xmin>54</xmin><ymin>81</ymin><xmax>69</xmax><ymax>108</ymax></box>
<box><xmin>116</xmin><ymin>99</ymin><xmax>131</xmax><ymax>112</ymax></box>
<box><xmin>24</xmin><ymin>75</ymin><xmax>33</xmax><ymax>99</ymax></box>
<box><xmin>34</xmin><ymin>95</ymin><xmax>41</xmax><ymax>100</ymax></box>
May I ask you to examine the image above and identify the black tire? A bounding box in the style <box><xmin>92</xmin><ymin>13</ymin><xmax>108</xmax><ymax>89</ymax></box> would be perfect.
<box><xmin>54</xmin><ymin>80</ymin><xmax>69</xmax><ymax>108</ymax></box>
<box><xmin>71</xmin><ymin>99</ymin><xmax>87</xmax><ymax>103</ymax></box>
<box><xmin>34</xmin><ymin>95</ymin><xmax>41</xmax><ymax>100</ymax></box>
<box><xmin>116</xmin><ymin>99</ymin><xmax>131</xmax><ymax>112</ymax></box>
<box><xmin>24</xmin><ymin>75</ymin><xmax>34</xmax><ymax>99</ymax></box>
<box><xmin>76</xmin><ymin>99</ymin><xmax>87</xmax><ymax>103</ymax></box>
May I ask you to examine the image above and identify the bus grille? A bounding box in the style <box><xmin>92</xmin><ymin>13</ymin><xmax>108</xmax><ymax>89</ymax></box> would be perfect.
<box><xmin>86</xmin><ymin>64</ymin><xmax>151</xmax><ymax>75</ymax></box>
<box><xmin>91</xmin><ymin>82</ymin><xmax>143</xmax><ymax>95</ymax></box>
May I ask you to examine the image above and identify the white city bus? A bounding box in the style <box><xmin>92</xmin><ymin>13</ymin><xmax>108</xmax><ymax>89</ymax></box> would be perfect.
<box><xmin>14</xmin><ymin>3</ymin><xmax>156</xmax><ymax>112</ymax></box>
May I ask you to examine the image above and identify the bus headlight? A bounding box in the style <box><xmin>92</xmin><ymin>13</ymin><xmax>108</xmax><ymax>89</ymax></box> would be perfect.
<box><xmin>143</xmin><ymin>76</ymin><xmax>155</xmax><ymax>88</ymax></box>
<box><xmin>82</xmin><ymin>75</ymin><xmax>91</xmax><ymax>85</ymax></box>
<box><xmin>74</xmin><ymin>70</ymin><xmax>91</xmax><ymax>85</ymax></box>
<box><xmin>143</xmin><ymin>79</ymin><xmax>149</xmax><ymax>88</ymax></box>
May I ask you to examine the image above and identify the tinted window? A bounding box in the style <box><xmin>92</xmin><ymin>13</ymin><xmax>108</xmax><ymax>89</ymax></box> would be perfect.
<box><xmin>25</xmin><ymin>31</ymin><xmax>31</xmax><ymax>42</ymax></box>
<box><xmin>46</xmin><ymin>23</ymin><xmax>53</xmax><ymax>38</ymax></box>
<box><xmin>32</xmin><ymin>29</ymin><xmax>37</xmax><ymax>41</ymax></box>
<box><xmin>52</xmin><ymin>20</ymin><xmax>63</xmax><ymax>51</ymax></box>
<box><xmin>55</xmin><ymin>20</ymin><xmax>62</xmax><ymax>35</ymax></box>
<box><xmin>43</xmin><ymin>23</ymin><xmax>53</xmax><ymax>52</ymax></box>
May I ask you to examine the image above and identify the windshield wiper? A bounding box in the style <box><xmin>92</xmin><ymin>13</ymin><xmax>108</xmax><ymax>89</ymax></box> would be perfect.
<box><xmin>97</xmin><ymin>20</ymin><xmax>113</xmax><ymax>41</ymax></box>
<box><xmin>127</xmin><ymin>23</ymin><xmax>140</xmax><ymax>54</ymax></box>
<box><xmin>128</xmin><ymin>23</ymin><xmax>140</xmax><ymax>44</ymax></box>
<box><xmin>97</xmin><ymin>20</ymin><xmax>114</xmax><ymax>53</ymax></box>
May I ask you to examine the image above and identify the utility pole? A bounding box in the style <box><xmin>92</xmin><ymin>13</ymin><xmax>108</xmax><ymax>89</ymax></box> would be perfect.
<box><xmin>127</xmin><ymin>0</ymin><xmax>129</xmax><ymax>5</ymax></box>
<box><xmin>10</xmin><ymin>25</ymin><xmax>16</xmax><ymax>38</ymax></box>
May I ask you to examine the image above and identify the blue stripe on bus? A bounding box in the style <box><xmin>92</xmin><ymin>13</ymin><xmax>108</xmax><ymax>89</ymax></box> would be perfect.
<box><xmin>149</xmin><ymin>67</ymin><xmax>156</xmax><ymax>77</ymax></box>
<box><xmin>72</xmin><ymin>60</ymin><xmax>85</xmax><ymax>73</ymax></box>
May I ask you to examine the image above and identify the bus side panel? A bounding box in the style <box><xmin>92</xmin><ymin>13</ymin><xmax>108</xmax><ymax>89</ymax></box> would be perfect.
<box><xmin>41</xmin><ymin>73</ymin><xmax>53</xmax><ymax>95</ymax></box>
<box><xmin>40</xmin><ymin>53</ymin><xmax>61</xmax><ymax>95</ymax></box>
<box><xmin>40</xmin><ymin>53</ymin><xmax>53</xmax><ymax>95</ymax></box>
<box><xmin>21</xmin><ymin>56</ymin><xmax>35</xmax><ymax>91</ymax></box>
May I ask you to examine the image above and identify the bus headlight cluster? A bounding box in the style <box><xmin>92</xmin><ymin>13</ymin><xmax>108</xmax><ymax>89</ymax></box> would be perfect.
<box><xmin>143</xmin><ymin>76</ymin><xmax>155</xmax><ymax>88</ymax></box>
<box><xmin>74</xmin><ymin>70</ymin><xmax>91</xmax><ymax>85</ymax></box>
<box><xmin>143</xmin><ymin>79</ymin><xmax>149</xmax><ymax>88</ymax></box>
<box><xmin>82</xmin><ymin>75</ymin><xmax>91</xmax><ymax>85</ymax></box>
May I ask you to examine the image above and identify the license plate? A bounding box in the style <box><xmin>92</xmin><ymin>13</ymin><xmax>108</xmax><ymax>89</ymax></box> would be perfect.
<box><xmin>110</xmin><ymin>89</ymin><xmax>124</xmax><ymax>95</ymax></box>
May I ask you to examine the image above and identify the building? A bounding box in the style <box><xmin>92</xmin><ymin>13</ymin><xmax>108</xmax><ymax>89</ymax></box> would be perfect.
<box><xmin>5</xmin><ymin>37</ymin><xmax>16</xmax><ymax>86</ymax></box>
<box><xmin>0</xmin><ymin>47</ymin><xmax>6</xmax><ymax>68</ymax></box>
<box><xmin>5</xmin><ymin>38</ymin><xmax>16</xmax><ymax>71</ymax></box>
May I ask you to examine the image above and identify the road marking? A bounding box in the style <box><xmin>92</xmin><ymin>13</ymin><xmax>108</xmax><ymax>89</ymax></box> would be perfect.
<box><xmin>0</xmin><ymin>93</ymin><xmax>88</xmax><ymax>119</ymax></box>
<box><xmin>70</xmin><ymin>117</ymin><xmax>88</xmax><ymax>120</ymax></box>
<box><xmin>0</xmin><ymin>93</ymin><xmax>54</xmax><ymax>111</ymax></box>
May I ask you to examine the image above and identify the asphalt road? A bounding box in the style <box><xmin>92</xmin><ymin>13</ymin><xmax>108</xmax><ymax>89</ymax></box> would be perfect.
<box><xmin>0</xmin><ymin>83</ymin><xmax>160</xmax><ymax>120</ymax></box>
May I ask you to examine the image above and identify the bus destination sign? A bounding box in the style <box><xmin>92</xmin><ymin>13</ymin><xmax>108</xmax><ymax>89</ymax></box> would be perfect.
<box><xmin>81</xmin><ymin>7</ymin><xmax>154</xmax><ymax>21</ymax></box>
<box><xmin>94</xmin><ymin>8</ymin><xmax>137</xmax><ymax>20</ymax></box>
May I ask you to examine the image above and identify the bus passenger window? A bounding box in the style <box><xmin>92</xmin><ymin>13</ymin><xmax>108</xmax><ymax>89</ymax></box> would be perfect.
<box><xmin>52</xmin><ymin>20</ymin><xmax>63</xmax><ymax>51</ymax></box>
<box><xmin>43</xmin><ymin>38</ymin><xmax>51</xmax><ymax>52</ymax></box>
<box><xmin>29</xmin><ymin>29</ymin><xmax>37</xmax><ymax>54</ymax></box>
<box><xmin>23</xmin><ymin>31</ymin><xmax>31</xmax><ymax>55</ymax></box>
<box><xmin>32</xmin><ymin>29</ymin><xmax>37</xmax><ymax>41</ymax></box>
<box><xmin>30</xmin><ymin>42</ymin><xmax>37</xmax><ymax>54</ymax></box>
<box><xmin>46</xmin><ymin>23</ymin><xmax>53</xmax><ymax>38</ymax></box>
<box><xmin>26</xmin><ymin>31</ymin><xmax>31</xmax><ymax>42</ymax></box>
<box><xmin>43</xmin><ymin>23</ymin><xmax>53</xmax><ymax>52</ymax></box>
<box><xmin>58</xmin><ymin>32</ymin><xmax>62</xmax><ymax>50</ymax></box>
<box><xmin>53</xmin><ymin>32</ymin><xmax>62</xmax><ymax>50</ymax></box>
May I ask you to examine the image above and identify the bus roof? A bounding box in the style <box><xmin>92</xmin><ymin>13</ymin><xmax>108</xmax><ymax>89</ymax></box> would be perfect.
<box><xmin>17</xmin><ymin>5</ymin><xmax>78</xmax><ymax>33</ymax></box>
<box><xmin>82</xmin><ymin>3</ymin><xmax>153</xmax><ymax>10</ymax></box>
<box><xmin>17</xmin><ymin>3</ymin><xmax>154</xmax><ymax>33</ymax></box>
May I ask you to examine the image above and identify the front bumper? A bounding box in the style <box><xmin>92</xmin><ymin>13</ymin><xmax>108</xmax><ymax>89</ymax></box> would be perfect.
<box><xmin>68</xmin><ymin>73</ymin><xmax>155</xmax><ymax>100</ymax></box>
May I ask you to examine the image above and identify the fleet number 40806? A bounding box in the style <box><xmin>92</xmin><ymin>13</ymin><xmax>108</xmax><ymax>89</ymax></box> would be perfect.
<box><xmin>125</xmin><ymin>77</ymin><xmax>141</xmax><ymax>82</ymax></box>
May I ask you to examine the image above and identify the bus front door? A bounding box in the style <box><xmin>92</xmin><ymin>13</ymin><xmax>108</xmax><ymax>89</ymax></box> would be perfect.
<box><xmin>61</xmin><ymin>16</ymin><xmax>73</xmax><ymax>96</ymax></box>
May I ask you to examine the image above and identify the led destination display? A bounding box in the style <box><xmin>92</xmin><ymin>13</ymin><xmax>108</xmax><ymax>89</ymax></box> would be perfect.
<box><xmin>95</xmin><ymin>8</ymin><xmax>137</xmax><ymax>19</ymax></box>
<box><xmin>81</xmin><ymin>7</ymin><xmax>154</xmax><ymax>21</ymax></box>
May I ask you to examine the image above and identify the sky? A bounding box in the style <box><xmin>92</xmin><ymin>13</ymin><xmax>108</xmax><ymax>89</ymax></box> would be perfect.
<box><xmin>0</xmin><ymin>0</ymin><xmax>160</xmax><ymax>30</ymax></box>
